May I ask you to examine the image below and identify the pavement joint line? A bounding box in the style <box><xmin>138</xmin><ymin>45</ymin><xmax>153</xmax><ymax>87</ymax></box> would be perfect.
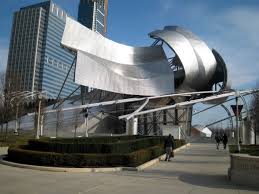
<box><xmin>0</xmin><ymin>143</ymin><xmax>190</xmax><ymax>173</ymax></box>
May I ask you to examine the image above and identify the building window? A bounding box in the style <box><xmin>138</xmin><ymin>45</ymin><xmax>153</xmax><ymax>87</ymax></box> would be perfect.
<box><xmin>56</xmin><ymin>7</ymin><xmax>60</xmax><ymax>17</ymax></box>
<box><xmin>63</xmin><ymin>64</ymin><xmax>66</xmax><ymax>70</ymax></box>
<box><xmin>51</xmin><ymin>4</ymin><xmax>54</xmax><ymax>13</ymax></box>
<box><xmin>53</xmin><ymin>60</ymin><xmax>58</xmax><ymax>66</ymax></box>
<box><xmin>48</xmin><ymin>57</ymin><xmax>53</xmax><ymax>64</ymax></box>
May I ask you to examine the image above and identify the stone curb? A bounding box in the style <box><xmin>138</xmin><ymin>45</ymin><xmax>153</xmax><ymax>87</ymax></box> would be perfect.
<box><xmin>0</xmin><ymin>157</ymin><xmax>123</xmax><ymax>172</ymax></box>
<box><xmin>136</xmin><ymin>143</ymin><xmax>191</xmax><ymax>171</ymax></box>
<box><xmin>0</xmin><ymin>143</ymin><xmax>190</xmax><ymax>173</ymax></box>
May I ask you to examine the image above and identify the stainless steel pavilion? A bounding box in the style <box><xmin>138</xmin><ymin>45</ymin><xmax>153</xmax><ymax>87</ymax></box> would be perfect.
<box><xmin>61</xmin><ymin>17</ymin><xmax>228</xmax><ymax>96</ymax></box>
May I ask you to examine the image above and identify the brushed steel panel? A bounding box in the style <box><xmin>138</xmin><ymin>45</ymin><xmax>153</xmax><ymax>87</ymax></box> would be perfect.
<box><xmin>62</xmin><ymin>17</ymin><xmax>174</xmax><ymax>96</ymax></box>
<box><xmin>149</xmin><ymin>26</ymin><xmax>218</xmax><ymax>92</ymax></box>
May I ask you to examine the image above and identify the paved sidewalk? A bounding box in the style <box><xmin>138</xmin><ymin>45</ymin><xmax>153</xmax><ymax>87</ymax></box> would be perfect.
<box><xmin>0</xmin><ymin>143</ymin><xmax>258</xmax><ymax>194</ymax></box>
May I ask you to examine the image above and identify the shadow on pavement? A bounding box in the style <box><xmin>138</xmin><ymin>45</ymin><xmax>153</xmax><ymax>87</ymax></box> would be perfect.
<box><xmin>170</xmin><ymin>160</ymin><xmax>227</xmax><ymax>164</ymax></box>
<box><xmin>178</xmin><ymin>153</ymin><xmax>229</xmax><ymax>157</ymax></box>
<box><xmin>178</xmin><ymin>172</ymin><xmax>259</xmax><ymax>191</ymax></box>
<box><xmin>118</xmin><ymin>169</ymin><xmax>259</xmax><ymax>192</ymax></box>
<box><xmin>138</xmin><ymin>169</ymin><xmax>259</xmax><ymax>191</ymax></box>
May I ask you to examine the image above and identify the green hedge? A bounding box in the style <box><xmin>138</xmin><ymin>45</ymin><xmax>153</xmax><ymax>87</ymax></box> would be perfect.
<box><xmin>8</xmin><ymin>144</ymin><xmax>165</xmax><ymax>167</ymax></box>
<box><xmin>48</xmin><ymin>135</ymin><xmax>143</xmax><ymax>144</ymax></box>
<box><xmin>27</xmin><ymin>136</ymin><xmax>166</xmax><ymax>154</ymax></box>
<box><xmin>229</xmin><ymin>144</ymin><xmax>259</xmax><ymax>155</ymax></box>
<box><xmin>7</xmin><ymin>136</ymin><xmax>186</xmax><ymax>167</ymax></box>
<box><xmin>174</xmin><ymin>139</ymin><xmax>185</xmax><ymax>149</ymax></box>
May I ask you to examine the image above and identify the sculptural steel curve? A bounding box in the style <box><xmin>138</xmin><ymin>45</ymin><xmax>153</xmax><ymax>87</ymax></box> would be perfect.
<box><xmin>61</xmin><ymin>17</ymin><xmax>228</xmax><ymax>96</ymax></box>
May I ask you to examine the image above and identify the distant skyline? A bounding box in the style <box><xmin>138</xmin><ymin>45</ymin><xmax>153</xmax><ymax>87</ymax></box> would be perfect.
<box><xmin>1</xmin><ymin>0</ymin><xmax>258</xmax><ymax>126</ymax></box>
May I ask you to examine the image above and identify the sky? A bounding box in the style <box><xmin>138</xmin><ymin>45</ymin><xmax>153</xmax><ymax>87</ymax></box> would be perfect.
<box><xmin>0</xmin><ymin>0</ymin><xmax>259</xmax><ymax>127</ymax></box>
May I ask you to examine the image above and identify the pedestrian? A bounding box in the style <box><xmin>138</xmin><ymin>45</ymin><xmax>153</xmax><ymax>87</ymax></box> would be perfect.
<box><xmin>164</xmin><ymin>134</ymin><xmax>175</xmax><ymax>161</ymax></box>
<box><xmin>215</xmin><ymin>133</ymin><xmax>221</xmax><ymax>150</ymax></box>
<box><xmin>222</xmin><ymin>133</ymin><xmax>228</xmax><ymax>149</ymax></box>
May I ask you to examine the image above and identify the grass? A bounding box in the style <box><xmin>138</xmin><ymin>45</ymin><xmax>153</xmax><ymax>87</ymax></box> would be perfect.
<box><xmin>228</xmin><ymin>144</ymin><xmax>259</xmax><ymax>156</ymax></box>
<box><xmin>0</xmin><ymin>130</ymin><xmax>35</xmax><ymax>147</ymax></box>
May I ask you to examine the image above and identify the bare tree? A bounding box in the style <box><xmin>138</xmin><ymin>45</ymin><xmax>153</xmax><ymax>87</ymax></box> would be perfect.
<box><xmin>1</xmin><ymin>71</ymin><xmax>38</xmax><ymax>141</ymax></box>
<box><xmin>0</xmin><ymin>71</ymin><xmax>5</xmax><ymax>94</ymax></box>
<box><xmin>5</xmin><ymin>70</ymin><xmax>22</xmax><ymax>93</ymax></box>
<box><xmin>1</xmin><ymin>71</ymin><xmax>23</xmax><ymax>138</ymax></box>
<box><xmin>0</xmin><ymin>72</ymin><xmax>5</xmax><ymax>141</ymax></box>
<box><xmin>0</xmin><ymin>100</ymin><xmax>4</xmax><ymax>144</ymax></box>
<box><xmin>3</xmin><ymin>89</ymin><xmax>11</xmax><ymax>141</ymax></box>
<box><xmin>17</xmin><ymin>102</ymin><xmax>24</xmax><ymax>133</ymax></box>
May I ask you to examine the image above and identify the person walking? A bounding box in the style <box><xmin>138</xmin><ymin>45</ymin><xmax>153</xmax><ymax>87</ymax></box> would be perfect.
<box><xmin>215</xmin><ymin>133</ymin><xmax>221</xmax><ymax>150</ymax></box>
<box><xmin>222</xmin><ymin>133</ymin><xmax>228</xmax><ymax>149</ymax></box>
<box><xmin>164</xmin><ymin>134</ymin><xmax>175</xmax><ymax>161</ymax></box>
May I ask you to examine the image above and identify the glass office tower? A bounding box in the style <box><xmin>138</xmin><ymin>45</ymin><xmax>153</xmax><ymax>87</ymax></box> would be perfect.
<box><xmin>6</xmin><ymin>1</ymin><xmax>79</xmax><ymax>98</ymax></box>
<box><xmin>78</xmin><ymin>0</ymin><xmax>108</xmax><ymax>101</ymax></box>
<box><xmin>78</xmin><ymin>0</ymin><xmax>108</xmax><ymax>35</ymax></box>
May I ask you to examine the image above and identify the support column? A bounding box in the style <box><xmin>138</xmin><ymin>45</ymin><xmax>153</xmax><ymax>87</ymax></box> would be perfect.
<box><xmin>85</xmin><ymin>110</ymin><xmax>89</xmax><ymax>137</ymax></box>
<box><xmin>185</xmin><ymin>107</ymin><xmax>189</xmax><ymax>136</ymax></box>
<box><xmin>14</xmin><ymin>104</ymin><xmax>19</xmax><ymax>134</ymax></box>
<box><xmin>36</xmin><ymin>96</ymin><xmax>42</xmax><ymax>139</ymax></box>
<box><xmin>144</xmin><ymin>114</ymin><xmax>148</xmax><ymax>135</ymax></box>
<box><xmin>163</xmin><ymin>110</ymin><xmax>167</xmax><ymax>125</ymax></box>
<box><xmin>126</xmin><ymin>117</ymin><xmax>138</xmax><ymax>135</ymax></box>
<box><xmin>178</xmin><ymin>126</ymin><xmax>181</xmax><ymax>139</ymax></box>
<box><xmin>153</xmin><ymin>112</ymin><xmax>157</xmax><ymax>134</ymax></box>
<box><xmin>40</xmin><ymin>114</ymin><xmax>44</xmax><ymax>136</ymax></box>
<box><xmin>174</xmin><ymin>108</ymin><xmax>178</xmax><ymax>125</ymax></box>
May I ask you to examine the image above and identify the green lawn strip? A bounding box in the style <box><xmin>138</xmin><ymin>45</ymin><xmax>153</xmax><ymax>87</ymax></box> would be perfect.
<box><xmin>0</xmin><ymin>130</ymin><xmax>34</xmax><ymax>147</ymax></box>
<box><xmin>228</xmin><ymin>144</ymin><xmax>259</xmax><ymax>155</ymax></box>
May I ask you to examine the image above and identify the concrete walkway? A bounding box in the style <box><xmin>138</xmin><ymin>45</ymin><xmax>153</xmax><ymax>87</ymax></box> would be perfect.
<box><xmin>0</xmin><ymin>143</ymin><xmax>258</xmax><ymax>194</ymax></box>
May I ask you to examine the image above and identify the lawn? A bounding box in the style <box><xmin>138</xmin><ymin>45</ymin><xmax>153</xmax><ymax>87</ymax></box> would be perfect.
<box><xmin>0</xmin><ymin>130</ymin><xmax>35</xmax><ymax>147</ymax></box>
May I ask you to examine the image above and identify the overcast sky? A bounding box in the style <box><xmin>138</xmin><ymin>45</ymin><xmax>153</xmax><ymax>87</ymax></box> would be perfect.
<box><xmin>0</xmin><ymin>0</ymin><xmax>258</xmax><ymax>127</ymax></box>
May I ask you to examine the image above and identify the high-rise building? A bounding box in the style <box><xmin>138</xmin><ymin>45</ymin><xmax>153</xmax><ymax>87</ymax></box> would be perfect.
<box><xmin>78</xmin><ymin>0</ymin><xmax>108</xmax><ymax>36</ymax></box>
<box><xmin>6</xmin><ymin>0</ymin><xmax>79</xmax><ymax>98</ymax></box>
<box><xmin>78</xmin><ymin>0</ymin><xmax>108</xmax><ymax>100</ymax></box>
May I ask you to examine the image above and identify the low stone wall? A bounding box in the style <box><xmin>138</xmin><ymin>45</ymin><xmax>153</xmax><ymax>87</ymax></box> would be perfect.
<box><xmin>228</xmin><ymin>154</ymin><xmax>259</xmax><ymax>187</ymax></box>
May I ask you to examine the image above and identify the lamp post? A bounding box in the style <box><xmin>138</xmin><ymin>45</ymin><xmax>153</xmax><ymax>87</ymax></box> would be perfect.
<box><xmin>12</xmin><ymin>92</ymin><xmax>41</xmax><ymax>135</ymax></box>
<box><xmin>84</xmin><ymin>109</ymin><xmax>88</xmax><ymax>137</ymax></box>
<box><xmin>235</xmin><ymin>91</ymin><xmax>241</xmax><ymax>153</ymax></box>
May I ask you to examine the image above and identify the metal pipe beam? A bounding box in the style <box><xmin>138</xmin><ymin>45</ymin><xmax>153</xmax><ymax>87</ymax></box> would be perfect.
<box><xmin>42</xmin><ymin>91</ymin><xmax>217</xmax><ymax>114</ymax></box>
<box><xmin>119</xmin><ymin>89</ymin><xmax>259</xmax><ymax>120</ymax></box>
<box><xmin>119</xmin><ymin>92</ymin><xmax>236</xmax><ymax>120</ymax></box>
<box><xmin>125</xmin><ymin>98</ymin><xmax>149</xmax><ymax>120</ymax></box>
<box><xmin>53</xmin><ymin>55</ymin><xmax>77</xmax><ymax>109</ymax></box>
<box><xmin>54</xmin><ymin>85</ymin><xmax>80</xmax><ymax>109</ymax></box>
<box><xmin>205</xmin><ymin>110</ymin><xmax>250</xmax><ymax>127</ymax></box>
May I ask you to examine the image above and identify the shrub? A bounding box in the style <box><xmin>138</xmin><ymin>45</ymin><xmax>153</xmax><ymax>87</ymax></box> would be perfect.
<box><xmin>27</xmin><ymin>136</ymin><xmax>166</xmax><ymax>154</ymax></box>
<box><xmin>7</xmin><ymin>136</ymin><xmax>186</xmax><ymax>167</ymax></box>
<box><xmin>228</xmin><ymin>144</ymin><xmax>259</xmax><ymax>155</ymax></box>
<box><xmin>8</xmin><ymin>144</ymin><xmax>165</xmax><ymax>167</ymax></box>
